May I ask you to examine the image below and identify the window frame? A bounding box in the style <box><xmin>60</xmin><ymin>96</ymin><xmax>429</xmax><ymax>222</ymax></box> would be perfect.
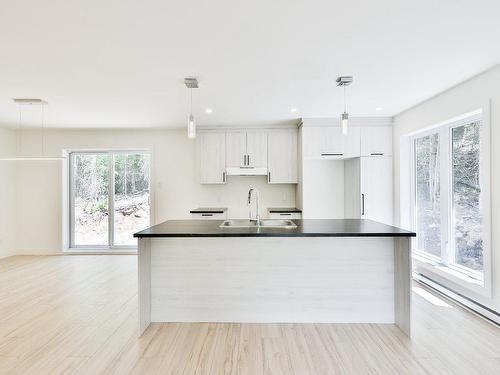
<box><xmin>410</xmin><ymin>109</ymin><xmax>491</xmax><ymax>294</ymax></box>
<box><xmin>67</xmin><ymin>149</ymin><xmax>152</xmax><ymax>251</ymax></box>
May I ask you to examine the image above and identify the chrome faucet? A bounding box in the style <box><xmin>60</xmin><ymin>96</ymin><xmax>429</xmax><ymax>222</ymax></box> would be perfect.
<box><xmin>247</xmin><ymin>187</ymin><xmax>260</xmax><ymax>224</ymax></box>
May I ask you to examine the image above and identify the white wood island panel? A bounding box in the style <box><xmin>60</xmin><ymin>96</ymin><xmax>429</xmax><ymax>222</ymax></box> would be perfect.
<box><xmin>138</xmin><ymin>235</ymin><xmax>412</xmax><ymax>337</ymax></box>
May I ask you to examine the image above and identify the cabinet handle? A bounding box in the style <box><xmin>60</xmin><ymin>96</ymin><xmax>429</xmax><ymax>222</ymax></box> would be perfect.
<box><xmin>268</xmin><ymin>171</ymin><xmax>271</xmax><ymax>183</ymax></box>
<box><xmin>370</xmin><ymin>152</ymin><xmax>383</xmax><ymax>156</ymax></box>
<box><xmin>361</xmin><ymin>193</ymin><xmax>365</xmax><ymax>216</ymax></box>
<box><xmin>243</xmin><ymin>155</ymin><xmax>246</xmax><ymax>166</ymax></box>
<box><xmin>279</xmin><ymin>213</ymin><xmax>292</xmax><ymax>216</ymax></box>
<box><xmin>202</xmin><ymin>214</ymin><xmax>213</xmax><ymax>217</ymax></box>
<box><xmin>222</xmin><ymin>171</ymin><xmax>226</xmax><ymax>183</ymax></box>
<box><xmin>247</xmin><ymin>154</ymin><xmax>250</xmax><ymax>165</ymax></box>
<box><xmin>321</xmin><ymin>152</ymin><xmax>343</xmax><ymax>156</ymax></box>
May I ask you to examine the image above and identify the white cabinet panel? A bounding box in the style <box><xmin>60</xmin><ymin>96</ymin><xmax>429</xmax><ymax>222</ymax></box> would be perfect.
<box><xmin>343</xmin><ymin>126</ymin><xmax>361</xmax><ymax>158</ymax></box>
<box><xmin>226</xmin><ymin>131</ymin><xmax>247</xmax><ymax>168</ymax></box>
<box><xmin>246</xmin><ymin>131</ymin><xmax>268</xmax><ymax>168</ymax></box>
<box><xmin>360</xmin><ymin>157</ymin><xmax>393</xmax><ymax>224</ymax></box>
<box><xmin>302</xmin><ymin>126</ymin><xmax>360</xmax><ymax>159</ymax></box>
<box><xmin>268</xmin><ymin>130</ymin><xmax>297</xmax><ymax>184</ymax></box>
<box><xmin>360</xmin><ymin>126</ymin><xmax>392</xmax><ymax>156</ymax></box>
<box><xmin>226</xmin><ymin>131</ymin><xmax>267</xmax><ymax>169</ymax></box>
<box><xmin>344</xmin><ymin>156</ymin><xmax>393</xmax><ymax>225</ymax></box>
<box><xmin>198</xmin><ymin>132</ymin><xmax>226</xmax><ymax>184</ymax></box>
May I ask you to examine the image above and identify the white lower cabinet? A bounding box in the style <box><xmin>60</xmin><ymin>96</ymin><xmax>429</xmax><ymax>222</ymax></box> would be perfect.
<box><xmin>344</xmin><ymin>156</ymin><xmax>393</xmax><ymax>225</ymax></box>
<box><xmin>268</xmin><ymin>212</ymin><xmax>302</xmax><ymax>219</ymax></box>
<box><xmin>191</xmin><ymin>212</ymin><xmax>227</xmax><ymax>220</ymax></box>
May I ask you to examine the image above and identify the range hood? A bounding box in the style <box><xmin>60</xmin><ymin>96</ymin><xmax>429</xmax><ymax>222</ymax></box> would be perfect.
<box><xmin>226</xmin><ymin>167</ymin><xmax>268</xmax><ymax>176</ymax></box>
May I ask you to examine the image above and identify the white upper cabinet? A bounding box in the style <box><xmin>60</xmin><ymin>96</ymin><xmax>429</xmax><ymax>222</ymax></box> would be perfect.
<box><xmin>343</xmin><ymin>126</ymin><xmax>361</xmax><ymax>158</ymax></box>
<box><xmin>360</xmin><ymin>126</ymin><xmax>392</xmax><ymax>156</ymax></box>
<box><xmin>246</xmin><ymin>131</ymin><xmax>268</xmax><ymax>168</ymax></box>
<box><xmin>226</xmin><ymin>130</ymin><xmax>268</xmax><ymax>170</ymax></box>
<box><xmin>302</xmin><ymin>126</ymin><xmax>360</xmax><ymax>159</ymax></box>
<box><xmin>198</xmin><ymin>132</ymin><xmax>227</xmax><ymax>184</ymax></box>
<box><xmin>226</xmin><ymin>131</ymin><xmax>247</xmax><ymax>168</ymax></box>
<box><xmin>267</xmin><ymin>130</ymin><xmax>298</xmax><ymax>184</ymax></box>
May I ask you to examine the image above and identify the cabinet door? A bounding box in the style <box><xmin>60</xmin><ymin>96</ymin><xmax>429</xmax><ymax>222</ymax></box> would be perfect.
<box><xmin>360</xmin><ymin>126</ymin><xmax>392</xmax><ymax>156</ymax></box>
<box><xmin>321</xmin><ymin>127</ymin><xmax>344</xmax><ymax>157</ymax></box>
<box><xmin>301</xmin><ymin>127</ymin><xmax>323</xmax><ymax>158</ymax></box>
<box><xmin>360</xmin><ymin>157</ymin><xmax>393</xmax><ymax>224</ymax></box>
<box><xmin>198</xmin><ymin>132</ymin><xmax>226</xmax><ymax>184</ymax></box>
<box><xmin>268</xmin><ymin>130</ymin><xmax>298</xmax><ymax>184</ymax></box>
<box><xmin>226</xmin><ymin>131</ymin><xmax>247</xmax><ymax>168</ymax></box>
<box><xmin>246</xmin><ymin>131</ymin><xmax>268</xmax><ymax>168</ymax></box>
<box><xmin>302</xmin><ymin>127</ymin><xmax>345</xmax><ymax>159</ymax></box>
<box><xmin>343</xmin><ymin>126</ymin><xmax>361</xmax><ymax>158</ymax></box>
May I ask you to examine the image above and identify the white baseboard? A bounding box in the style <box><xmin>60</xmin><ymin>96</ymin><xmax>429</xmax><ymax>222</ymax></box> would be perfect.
<box><xmin>414</xmin><ymin>273</ymin><xmax>500</xmax><ymax>326</ymax></box>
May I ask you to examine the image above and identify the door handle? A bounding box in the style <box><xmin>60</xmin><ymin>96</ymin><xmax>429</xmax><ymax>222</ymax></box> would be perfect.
<box><xmin>361</xmin><ymin>193</ymin><xmax>365</xmax><ymax>216</ymax></box>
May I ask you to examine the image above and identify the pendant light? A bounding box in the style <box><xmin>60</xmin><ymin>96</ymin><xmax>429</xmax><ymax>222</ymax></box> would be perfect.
<box><xmin>336</xmin><ymin>76</ymin><xmax>353</xmax><ymax>135</ymax></box>
<box><xmin>0</xmin><ymin>98</ymin><xmax>65</xmax><ymax>161</ymax></box>
<box><xmin>184</xmin><ymin>78</ymin><xmax>199</xmax><ymax>139</ymax></box>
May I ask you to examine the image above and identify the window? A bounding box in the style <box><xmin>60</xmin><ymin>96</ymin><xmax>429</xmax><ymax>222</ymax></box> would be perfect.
<box><xmin>414</xmin><ymin>133</ymin><xmax>441</xmax><ymax>258</ymax></box>
<box><xmin>451</xmin><ymin>121</ymin><xmax>483</xmax><ymax>271</ymax></box>
<box><xmin>69</xmin><ymin>151</ymin><xmax>150</xmax><ymax>249</ymax></box>
<box><xmin>412</xmin><ymin>113</ymin><xmax>485</xmax><ymax>276</ymax></box>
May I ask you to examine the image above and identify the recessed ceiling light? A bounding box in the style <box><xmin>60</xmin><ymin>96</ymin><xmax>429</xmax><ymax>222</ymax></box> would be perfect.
<box><xmin>205</xmin><ymin>108</ymin><xmax>213</xmax><ymax>114</ymax></box>
<box><xmin>290</xmin><ymin>108</ymin><xmax>297</xmax><ymax>113</ymax></box>
<box><xmin>375</xmin><ymin>107</ymin><xmax>383</xmax><ymax>111</ymax></box>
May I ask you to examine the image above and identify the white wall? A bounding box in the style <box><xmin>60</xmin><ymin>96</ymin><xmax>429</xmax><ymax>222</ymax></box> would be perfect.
<box><xmin>0</xmin><ymin>128</ymin><xmax>17</xmax><ymax>258</ymax></box>
<box><xmin>393</xmin><ymin>64</ymin><xmax>500</xmax><ymax>312</ymax></box>
<box><xmin>12</xmin><ymin>128</ymin><xmax>296</xmax><ymax>254</ymax></box>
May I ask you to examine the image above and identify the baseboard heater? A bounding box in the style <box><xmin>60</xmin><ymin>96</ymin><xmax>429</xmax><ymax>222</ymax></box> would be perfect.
<box><xmin>413</xmin><ymin>272</ymin><xmax>500</xmax><ymax>326</ymax></box>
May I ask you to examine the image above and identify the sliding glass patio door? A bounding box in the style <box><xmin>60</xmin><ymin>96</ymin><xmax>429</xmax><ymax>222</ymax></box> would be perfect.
<box><xmin>69</xmin><ymin>151</ymin><xmax>150</xmax><ymax>249</ymax></box>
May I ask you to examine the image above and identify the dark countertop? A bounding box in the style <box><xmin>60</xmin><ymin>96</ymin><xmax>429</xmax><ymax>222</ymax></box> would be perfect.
<box><xmin>267</xmin><ymin>207</ymin><xmax>302</xmax><ymax>213</ymax></box>
<box><xmin>134</xmin><ymin>219</ymin><xmax>416</xmax><ymax>238</ymax></box>
<box><xmin>190</xmin><ymin>207</ymin><xmax>227</xmax><ymax>214</ymax></box>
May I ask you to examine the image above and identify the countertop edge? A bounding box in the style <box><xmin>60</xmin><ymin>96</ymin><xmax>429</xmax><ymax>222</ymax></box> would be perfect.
<box><xmin>134</xmin><ymin>233</ymin><xmax>416</xmax><ymax>238</ymax></box>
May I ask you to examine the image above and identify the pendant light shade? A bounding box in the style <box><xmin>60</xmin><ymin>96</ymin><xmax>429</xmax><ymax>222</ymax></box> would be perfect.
<box><xmin>336</xmin><ymin>76</ymin><xmax>353</xmax><ymax>136</ymax></box>
<box><xmin>184</xmin><ymin>78</ymin><xmax>199</xmax><ymax>139</ymax></box>
<box><xmin>341</xmin><ymin>112</ymin><xmax>349</xmax><ymax>135</ymax></box>
<box><xmin>187</xmin><ymin>113</ymin><xmax>196</xmax><ymax>139</ymax></box>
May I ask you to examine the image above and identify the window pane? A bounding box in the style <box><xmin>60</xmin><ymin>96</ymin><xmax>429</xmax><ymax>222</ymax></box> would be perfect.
<box><xmin>72</xmin><ymin>154</ymin><xmax>109</xmax><ymax>246</ymax></box>
<box><xmin>452</xmin><ymin>122</ymin><xmax>483</xmax><ymax>271</ymax></box>
<box><xmin>415</xmin><ymin>134</ymin><xmax>441</xmax><ymax>257</ymax></box>
<box><xmin>113</xmin><ymin>154</ymin><xmax>150</xmax><ymax>246</ymax></box>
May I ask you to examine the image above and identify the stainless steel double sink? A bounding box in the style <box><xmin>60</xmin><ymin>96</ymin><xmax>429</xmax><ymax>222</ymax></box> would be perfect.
<box><xmin>219</xmin><ymin>219</ymin><xmax>297</xmax><ymax>229</ymax></box>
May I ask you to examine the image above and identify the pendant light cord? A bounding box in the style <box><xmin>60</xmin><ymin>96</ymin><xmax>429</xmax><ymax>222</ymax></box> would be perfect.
<box><xmin>190</xmin><ymin>87</ymin><xmax>193</xmax><ymax>116</ymax></box>
<box><xmin>344</xmin><ymin>84</ymin><xmax>348</xmax><ymax>113</ymax></box>
<box><xmin>42</xmin><ymin>102</ymin><xmax>45</xmax><ymax>157</ymax></box>
<box><xmin>17</xmin><ymin>104</ymin><xmax>22</xmax><ymax>157</ymax></box>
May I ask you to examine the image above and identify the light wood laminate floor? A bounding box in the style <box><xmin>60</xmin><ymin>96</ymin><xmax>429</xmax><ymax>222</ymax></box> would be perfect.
<box><xmin>0</xmin><ymin>255</ymin><xmax>498</xmax><ymax>375</ymax></box>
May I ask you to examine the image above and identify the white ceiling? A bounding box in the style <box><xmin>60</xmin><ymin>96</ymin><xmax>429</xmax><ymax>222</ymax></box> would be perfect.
<box><xmin>1</xmin><ymin>0</ymin><xmax>499</xmax><ymax>129</ymax></box>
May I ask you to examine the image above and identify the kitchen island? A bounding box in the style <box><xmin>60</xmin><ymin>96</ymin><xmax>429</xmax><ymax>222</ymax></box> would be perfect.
<box><xmin>134</xmin><ymin>219</ymin><xmax>415</xmax><ymax>336</ymax></box>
